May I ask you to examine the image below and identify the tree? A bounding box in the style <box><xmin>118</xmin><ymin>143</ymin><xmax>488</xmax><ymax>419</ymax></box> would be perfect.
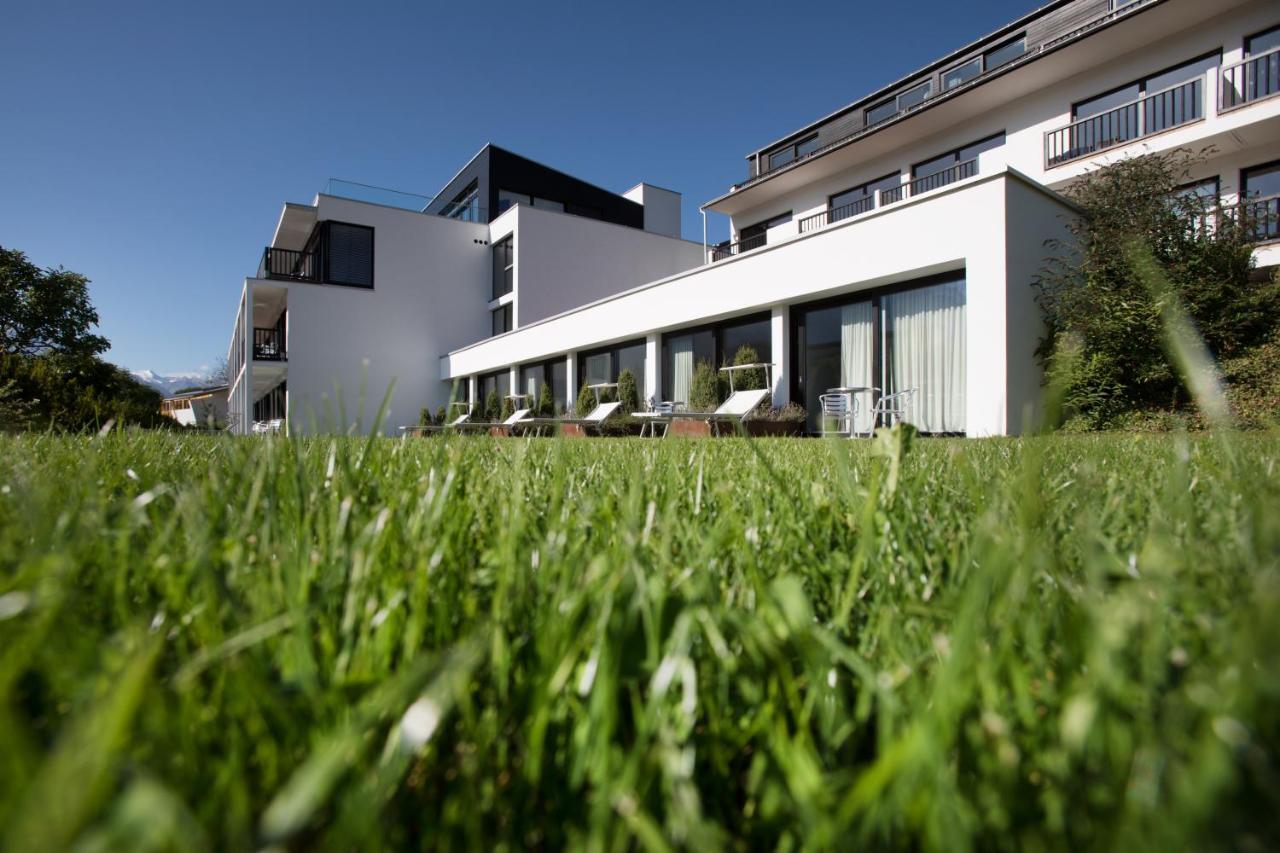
<box><xmin>1</xmin><ymin>246</ymin><xmax>108</xmax><ymax>358</ymax></box>
<box><xmin>616</xmin><ymin>369</ymin><xmax>640</xmax><ymax>414</ymax></box>
<box><xmin>689</xmin><ymin>360</ymin><xmax>722</xmax><ymax>412</ymax></box>
<box><xmin>0</xmin><ymin>352</ymin><xmax>168</xmax><ymax>430</ymax></box>
<box><xmin>1035</xmin><ymin>149</ymin><xmax>1278</xmax><ymax>428</ymax></box>
<box><xmin>575</xmin><ymin>382</ymin><xmax>595</xmax><ymax>417</ymax></box>
<box><xmin>538</xmin><ymin>381</ymin><xmax>554</xmax><ymax>417</ymax></box>
<box><xmin>484</xmin><ymin>389</ymin><xmax>500</xmax><ymax>422</ymax></box>
<box><xmin>209</xmin><ymin>355</ymin><xmax>230</xmax><ymax>386</ymax></box>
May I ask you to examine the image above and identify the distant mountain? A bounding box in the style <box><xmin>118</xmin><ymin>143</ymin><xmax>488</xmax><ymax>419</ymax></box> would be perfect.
<box><xmin>131</xmin><ymin>369</ymin><xmax>215</xmax><ymax>396</ymax></box>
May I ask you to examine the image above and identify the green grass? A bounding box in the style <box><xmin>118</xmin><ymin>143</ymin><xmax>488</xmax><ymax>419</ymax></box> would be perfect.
<box><xmin>0</xmin><ymin>431</ymin><xmax>1277</xmax><ymax>850</ymax></box>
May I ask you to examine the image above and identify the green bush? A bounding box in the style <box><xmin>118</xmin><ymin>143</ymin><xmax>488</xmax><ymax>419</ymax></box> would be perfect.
<box><xmin>728</xmin><ymin>344</ymin><xmax>766</xmax><ymax>391</ymax></box>
<box><xmin>484</xmin><ymin>389</ymin><xmax>500</xmax><ymax>423</ymax></box>
<box><xmin>616</xmin><ymin>369</ymin><xmax>640</xmax><ymax>414</ymax></box>
<box><xmin>688</xmin><ymin>359</ymin><xmax>722</xmax><ymax>412</ymax></box>
<box><xmin>435</xmin><ymin>405</ymin><xmax>447</xmax><ymax>425</ymax></box>
<box><xmin>1035</xmin><ymin>149</ymin><xmax>1280</xmax><ymax>428</ymax></box>
<box><xmin>0</xmin><ymin>353</ymin><xmax>169</xmax><ymax>431</ymax></box>
<box><xmin>418</xmin><ymin>407</ymin><xmax>433</xmax><ymax>427</ymax></box>
<box><xmin>575</xmin><ymin>382</ymin><xmax>595</xmax><ymax>417</ymax></box>
<box><xmin>538</xmin><ymin>381</ymin><xmax>554</xmax><ymax>417</ymax></box>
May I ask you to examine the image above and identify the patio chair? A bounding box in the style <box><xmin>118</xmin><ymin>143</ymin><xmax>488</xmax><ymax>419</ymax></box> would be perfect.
<box><xmin>650</xmin><ymin>387</ymin><xmax>771</xmax><ymax>435</ymax></box>
<box><xmin>633</xmin><ymin>397</ymin><xmax>676</xmax><ymax>438</ymax></box>
<box><xmin>819</xmin><ymin>392</ymin><xmax>856</xmax><ymax>438</ymax></box>
<box><xmin>861</xmin><ymin>388</ymin><xmax>915</xmax><ymax>437</ymax></box>
<box><xmin>401</xmin><ymin>411</ymin><xmax>471</xmax><ymax>436</ymax></box>
<box><xmin>518</xmin><ymin>401</ymin><xmax>622</xmax><ymax>435</ymax></box>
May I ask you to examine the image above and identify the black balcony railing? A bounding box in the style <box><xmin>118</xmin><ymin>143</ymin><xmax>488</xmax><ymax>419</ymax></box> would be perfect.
<box><xmin>260</xmin><ymin>247</ymin><xmax>319</xmax><ymax>281</ymax></box>
<box><xmin>1228</xmin><ymin>194</ymin><xmax>1280</xmax><ymax>243</ymax></box>
<box><xmin>253</xmin><ymin>327</ymin><xmax>286</xmax><ymax>361</ymax></box>
<box><xmin>1045</xmin><ymin>78</ymin><xmax>1202</xmax><ymax>168</ymax></box>
<box><xmin>709</xmin><ymin>232</ymin><xmax>768</xmax><ymax>262</ymax></box>
<box><xmin>881</xmin><ymin>159</ymin><xmax>977</xmax><ymax>205</ymax></box>
<box><xmin>798</xmin><ymin>195</ymin><xmax>876</xmax><ymax>233</ymax></box>
<box><xmin>1221</xmin><ymin>46</ymin><xmax>1280</xmax><ymax>111</ymax></box>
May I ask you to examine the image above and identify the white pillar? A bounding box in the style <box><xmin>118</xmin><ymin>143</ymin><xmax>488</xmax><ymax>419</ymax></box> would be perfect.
<box><xmin>644</xmin><ymin>334</ymin><xmax>659</xmax><ymax>403</ymax></box>
<box><xmin>467</xmin><ymin>376</ymin><xmax>477</xmax><ymax>413</ymax></box>
<box><xmin>771</xmin><ymin>305</ymin><xmax>789</xmax><ymax>409</ymax></box>
<box><xmin>509</xmin><ymin>365</ymin><xmax>520</xmax><ymax>404</ymax></box>
<box><xmin>566</xmin><ymin>353</ymin><xmax>577</xmax><ymax>412</ymax></box>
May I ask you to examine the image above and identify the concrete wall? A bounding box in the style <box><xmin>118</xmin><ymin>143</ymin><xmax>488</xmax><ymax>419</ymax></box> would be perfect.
<box><xmin>623</xmin><ymin>183</ymin><xmax>683</xmax><ymax>238</ymax></box>
<box><xmin>443</xmin><ymin>170</ymin><xmax>1080</xmax><ymax>437</ymax></box>
<box><xmin>501</xmin><ymin>204</ymin><xmax>704</xmax><ymax>327</ymax></box>
<box><xmin>270</xmin><ymin>196</ymin><xmax>489</xmax><ymax>435</ymax></box>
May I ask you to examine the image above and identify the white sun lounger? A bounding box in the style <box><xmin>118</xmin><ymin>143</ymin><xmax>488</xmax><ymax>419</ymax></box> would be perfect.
<box><xmin>518</xmin><ymin>401</ymin><xmax>622</xmax><ymax>434</ymax></box>
<box><xmin>639</xmin><ymin>388</ymin><xmax>771</xmax><ymax>434</ymax></box>
<box><xmin>458</xmin><ymin>408</ymin><xmax>532</xmax><ymax>433</ymax></box>
<box><xmin>401</xmin><ymin>412</ymin><xmax>471</xmax><ymax>435</ymax></box>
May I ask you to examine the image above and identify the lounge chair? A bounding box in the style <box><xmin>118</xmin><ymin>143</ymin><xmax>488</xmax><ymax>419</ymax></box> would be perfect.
<box><xmin>459</xmin><ymin>408</ymin><xmax>532</xmax><ymax>434</ymax></box>
<box><xmin>648</xmin><ymin>388</ymin><xmax>772</xmax><ymax>435</ymax></box>
<box><xmin>400</xmin><ymin>411</ymin><xmax>471</xmax><ymax>436</ymax></box>
<box><xmin>517</xmin><ymin>401</ymin><xmax>622</xmax><ymax>435</ymax></box>
<box><xmin>632</xmin><ymin>398</ymin><xmax>676</xmax><ymax>438</ymax></box>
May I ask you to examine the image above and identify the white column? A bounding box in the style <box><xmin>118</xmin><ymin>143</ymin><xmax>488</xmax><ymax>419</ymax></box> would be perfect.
<box><xmin>644</xmin><ymin>334</ymin><xmax>659</xmax><ymax>403</ymax></box>
<box><xmin>771</xmin><ymin>305</ymin><xmax>789</xmax><ymax>409</ymax></box>
<box><xmin>566</xmin><ymin>353</ymin><xmax>577</xmax><ymax>412</ymax></box>
<box><xmin>467</xmin><ymin>376</ymin><xmax>477</xmax><ymax>413</ymax></box>
<box><xmin>509</xmin><ymin>365</ymin><xmax>520</xmax><ymax>405</ymax></box>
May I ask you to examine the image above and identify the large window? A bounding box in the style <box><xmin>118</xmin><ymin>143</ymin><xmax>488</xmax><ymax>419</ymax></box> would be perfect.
<box><xmin>828</xmin><ymin>172</ymin><xmax>901</xmax><ymax>222</ymax></box>
<box><xmin>662</xmin><ymin>314</ymin><xmax>772</xmax><ymax>405</ymax></box>
<box><xmin>1072</xmin><ymin>54</ymin><xmax>1216</xmax><ymax>134</ymax></box>
<box><xmin>520</xmin><ymin>359</ymin><xmax>570</xmax><ymax>413</ymax></box>
<box><xmin>940</xmin><ymin>34</ymin><xmax>1026</xmax><ymax>93</ymax></box>
<box><xmin>497</xmin><ymin>189</ymin><xmax>568</xmax><ymax>216</ymax></box>
<box><xmin>492</xmin><ymin>237</ymin><xmax>513</xmax><ymax>300</ymax></box>
<box><xmin>441</xmin><ymin>180</ymin><xmax>482</xmax><ymax>222</ymax></box>
<box><xmin>737</xmin><ymin>211</ymin><xmax>791</xmax><ymax>251</ymax></box>
<box><xmin>479</xmin><ymin>370</ymin><xmax>511</xmax><ymax>409</ymax></box>
<box><xmin>576</xmin><ymin>339</ymin><xmax>647</xmax><ymax>398</ymax></box>
<box><xmin>865</xmin><ymin>79</ymin><xmax>934</xmax><ymax>128</ymax></box>
<box><xmin>792</xmin><ymin>276</ymin><xmax>967</xmax><ymax>434</ymax></box>
<box><xmin>911</xmin><ymin>133</ymin><xmax>1004</xmax><ymax>193</ymax></box>
<box><xmin>1246</xmin><ymin>24</ymin><xmax>1280</xmax><ymax>56</ymax></box>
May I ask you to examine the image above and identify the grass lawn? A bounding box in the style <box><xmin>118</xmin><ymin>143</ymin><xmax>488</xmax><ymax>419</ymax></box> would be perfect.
<box><xmin>0</xmin><ymin>431</ymin><xmax>1277</xmax><ymax>850</ymax></box>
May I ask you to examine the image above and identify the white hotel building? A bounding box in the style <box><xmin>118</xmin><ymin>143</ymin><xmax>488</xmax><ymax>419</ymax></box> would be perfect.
<box><xmin>226</xmin><ymin>0</ymin><xmax>1280</xmax><ymax>436</ymax></box>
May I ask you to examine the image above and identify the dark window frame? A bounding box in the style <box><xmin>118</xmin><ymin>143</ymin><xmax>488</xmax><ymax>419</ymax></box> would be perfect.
<box><xmin>767</xmin><ymin>134</ymin><xmax>820</xmax><ymax>172</ymax></box>
<box><xmin>492</xmin><ymin>236</ymin><xmax>514</xmax><ymax>301</ymax></box>
<box><xmin>982</xmin><ymin>35</ymin><xmax>1027</xmax><ymax>72</ymax></box>
<box><xmin>910</xmin><ymin>132</ymin><xmax>1005</xmax><ymax>180</ymax></box>
<box><xmin>829</xmin><ymin>172</ymin><xmax>901</xmax><ymax>217</ymax></box>
<box><xmin>304</xmin><ymin>220</ymin><xmax>375</xmax><ymax>289</ymax></box>
<box><xmin>1071</xmin><ymin>49</ymin><xmax>1221</xmax><ymax>119</ymax></box>
<box><xmin>575</xmin><ymin>338</ymin><xmax>647</xmax><ymax>392</ymax></box>
<box><xmin>788</xmin><ymin>271</ymin><xmax>966</xmax><ymax>435</ymax></box>
<box><xmin>491</xmin><ymin>303</ymin><xmax>512</xmax><ymax>337</ymax></box>
<box><xmin>660</xmin><ymin>311</ymin><xmax>773</xmax><ymax>402</ymax></box>
<box><xmin>1244</xmin><ymin>23</ymin><xmax>1280</xmax><ymax>56</ymax></box>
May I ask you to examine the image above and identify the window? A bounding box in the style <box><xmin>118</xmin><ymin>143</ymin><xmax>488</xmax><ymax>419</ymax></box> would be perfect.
<box><xmin>865</xmin><ymin>98</ymin><xmax>897</xmax><ymax>127</ymax></box>
<box><xmin>576</xmin><ymin>339</ymin><xmax>647</xmax><ymax>398</ymax></box>
<box><xmin>491</xmin><ymin>304</ymin><xmax>512</xmax><ymax>337</ymax></box>
<box><xmin>738</xmin><ymin>211</ymin><xmax>791</xmax><ymax>250</ymax></box>
<box><xmin>897</xmin><ymin>81</ymin><xmax>931</xmax><ymax>110</ymax></box>
<box><xmin>792</xmin><ymin>276</ymin><xmax>966</xmax><ymax>435</ymax></box>
<box><xmin>1110</xmin><ymin>0</ymin><xmax>1142</xmax><ymax>9</ymax></box>
<box><xmin>1246</xmin><ymin>24</ymin><xmax>1280</xmax><ymax>56</ymax></box>
<box><xmin>767</xmin><ymin>134</ymin><xmax>819</xmax><ymax>171</ymax></box>
<box><xmin>911</xmin><ymin>133</ymin><xmax>1004</xmax><ymax>191</ymax></box>
<box><xmin>532</xmin><ymin>197</ymin><xmax>564</xmax><ymax>212</ymax></box>
<box><xmin>1073</xmin><ymin>55</ymin><xmax>1216</xmax><ymax>119</ymax></box>
<box><xmin>492</xmin><ymin>237</ymin><xmax>513</xmax><ymax>300</ymax></box>
<box><xmin>829</xmin><ymin>173</ymin><xmax>901</xmax><ymax>221</ymax></box>
<box><xmin>520</xmin><ymin>363</ymin><xmax>545</xmax><ymax>405</ymax></box>
<box><xmin>1242</xmin><ymin>161</ymin><xmax>1280</xmax><ymax>241</ymax></box>
<box><xmin>1172</xmin><ymin>177</ymin><xmax>1219</xmax><ymax>237</ymax></box>
<box><xmin>662</xmin><ymin>314</ymin><xmax>772</xmax><ymax>404</ymax></box>
<box><xmin>441</xmin><ymin>180</ymin><xmax>482</xmax><ymax>222</ymax></box>
<box><xmin>313</xmin><ymin>222</ymin><xmax>374</xmax><ymax>288</ymax></box>
<box><xmin>942</xmin><ymin>58</ymin><xmax>982</xmax><ymax>91</ymax></box>
<box><xmin>480</xmin><ymin>370</ymin><xmax>511</xmax><ymax>410</ymax></box>
<box><xmin>983</xmin><ymin>36</ymin><xmax>1026</xmax><ymax>71</ymax></box>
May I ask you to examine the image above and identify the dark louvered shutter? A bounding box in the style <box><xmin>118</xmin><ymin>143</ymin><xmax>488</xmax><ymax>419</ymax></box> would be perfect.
<box><xmin>325</xmin><ymin>223</ymin><xmax>374</xmax><ymax>287</ymax></box>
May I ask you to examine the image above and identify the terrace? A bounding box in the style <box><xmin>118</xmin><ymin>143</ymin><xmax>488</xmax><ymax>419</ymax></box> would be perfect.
<box><xmin>1044</xmin><ymin>78</ymin><xmax>1203</xmax><ymax>168</ymax></box>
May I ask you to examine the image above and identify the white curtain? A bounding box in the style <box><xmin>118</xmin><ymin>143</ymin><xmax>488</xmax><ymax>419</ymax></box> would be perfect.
<box><xmin>883</xmin><ymin>280</ymin><xmax>966</xmax><ymax>433</ymax></box>
<box><xmin>526</xmin><ymin>375</ymin><xmax>538</xmax><ymax>405</ymax></box>
<box><xmin>840</xmin><ymin>302</ymin><xmax>875</xmax><ymax>434</ymax></box>
<box><xmin>670</xmin><ymin>335</ymin><xmax>693</xmax><ymax>409</ymax></box>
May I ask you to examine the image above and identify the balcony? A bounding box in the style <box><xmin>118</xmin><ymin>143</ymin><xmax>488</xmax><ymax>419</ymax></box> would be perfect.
<box><xmin>253</xmin><ymin>327</ymin><xmax>286</xmax><ymax>361</ymax></box>
<box><xmin>709</xmin><ymin>232</ymin><xmax>767</xmax><ymax>262</ymax></box>
<box><xmin>1044</xmin><ymin>78</ymin><xmax>1202</xmax><ymax>168</ymax></box>
<box><xmin>260</xmin><ymin>247</ymin><xmax>319</xmax><ymax>282</ymax></box>
<box><xmin>798</xmin><ymin>195</ymin><xmax>875</xmax><ymax>234</ymax></box>
<box><xmin>1221</xmin><ymin>46</ymin><xmax>1280</xmax><ymax>112</ymax></box>
<box><xmin>882</xmin><ymin>159</ymin><xmax>977</xmax><ymax>204</ymax></box>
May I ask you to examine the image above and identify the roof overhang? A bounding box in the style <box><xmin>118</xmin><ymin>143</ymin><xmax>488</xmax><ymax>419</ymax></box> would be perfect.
<box><xmin>270</xmin><ymin>203</ymin><xmax>318</xmax><ymax>251</ymax></box>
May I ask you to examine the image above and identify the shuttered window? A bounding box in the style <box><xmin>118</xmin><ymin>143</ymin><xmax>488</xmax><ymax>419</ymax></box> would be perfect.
<box><xmin>323</xmin><ymin>222</ymin><xmax>374</xmax><ymax>288</ymax></box>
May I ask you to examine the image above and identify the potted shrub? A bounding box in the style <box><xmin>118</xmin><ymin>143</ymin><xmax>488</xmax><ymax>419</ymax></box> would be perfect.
<box><xmin>671</xmin><ymin>360</ymin><xmax>722</xmax><ymax>437</ymax></box>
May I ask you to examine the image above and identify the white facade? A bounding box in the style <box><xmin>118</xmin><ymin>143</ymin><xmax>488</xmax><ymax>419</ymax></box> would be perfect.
<box><xmin>227</xmin><ymin>0</ymin><xmax>1280</xmax><ymax>437</ymax></box>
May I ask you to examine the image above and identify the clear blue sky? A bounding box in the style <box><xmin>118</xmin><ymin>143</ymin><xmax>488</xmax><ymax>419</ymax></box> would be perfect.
<box><xmin>0</xmin><ymin>0</ymin><xmax>1032</xmax><ymax>376</ymax></box>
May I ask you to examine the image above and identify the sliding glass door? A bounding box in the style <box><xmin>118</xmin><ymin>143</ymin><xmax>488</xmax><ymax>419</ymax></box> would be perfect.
<box><xmin>793</xmin><ymin>275</ymin><xmax>966</xmax><ymax>434</ymax></box>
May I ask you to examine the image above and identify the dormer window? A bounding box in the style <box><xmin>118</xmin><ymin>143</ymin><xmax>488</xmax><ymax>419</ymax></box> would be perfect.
<box><xmin>865</xmin><ymin>80</ymin><xmax>933</xmax><ymax>128</ymax></box>
<box><xmin>767</xmin><ymin>134</ymin><xmax>819</xmax><ymax>171</ymax></box>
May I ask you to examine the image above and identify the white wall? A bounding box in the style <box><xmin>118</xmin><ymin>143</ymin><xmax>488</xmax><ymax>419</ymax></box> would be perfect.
<box><xmin>268</xmin><ymin>196</ymin><xmax>489</xmax><ymax>435</ymax></box>
<box><xmin>623</xmin><ymin>183</ymin><xmax>683</xmax><ymax>238</ymax></box>
<box><xmin>502</xmin><ymin>204</ymin><xmax>704</xmax><ymax>326</ymax></box>
<box><xmin>443</xmin><ymin>170</ymin><xmax>1080</xmax><ymax>437</ymax></box>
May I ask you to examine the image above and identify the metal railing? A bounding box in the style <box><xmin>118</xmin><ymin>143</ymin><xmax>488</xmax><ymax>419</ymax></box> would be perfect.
<box><xmin>260</xmin><ymin>247</ymin><xmax>319</xmax><ymax>281</ymax></box>
<box><xmin>1045</xmin><ymin>77</ymin><xmax>1202</xmax><ymax>168</ymax></box>
<box><xmin>881</xmin><ymin>159</ymin><xmax>977</xmax><ymax>204</ymax></box>
<box><xmin>1180</xmin><ymin>194</ymin><xmax>1280</xmax><ymax>243</ymax></box>
<box><xmin>709</xmin><ymin>232</ymin><xmax>768</xmax><ymax>262</ymax></box>
<box><xmin>253</xmin><ymin>327</ymin><xmax>286</xmax><ymax>361</ymax></box>
<box><xmin>798</xmin><ymin>195</ymin><xmax>876</xmax><ymax>233</ymax></box>
<box><xmin>1221</xmin><ymin>45</ymin><xmax>1280</xmax><ymax>112</ymax></box>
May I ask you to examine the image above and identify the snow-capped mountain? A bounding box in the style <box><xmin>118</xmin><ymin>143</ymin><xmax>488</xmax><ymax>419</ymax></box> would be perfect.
<box><xmin>131</xmin><ymin>369</ymin><xmax>215</xmax><ymax>396</ymax></box>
